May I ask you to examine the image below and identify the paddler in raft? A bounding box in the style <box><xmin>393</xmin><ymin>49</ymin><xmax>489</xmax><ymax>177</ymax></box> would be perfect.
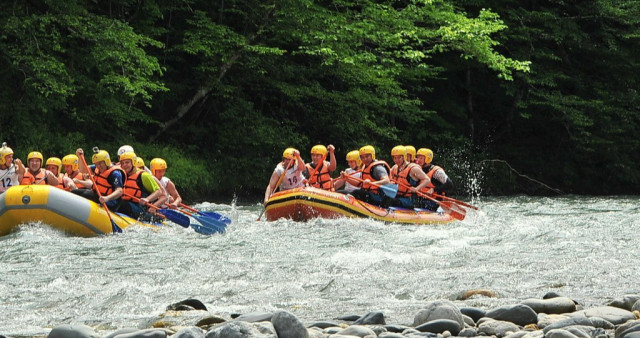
<box><xmin>388</xmin><ymin>145</ymin><xmax>431</xmax><ymax>209</ymax></box>
<box><xmin>62</xmin><ymin>154</ymin><xmax>93</xmax><ymax>190</ymax></box>
<box><xmin>45</xmin><ymin>156</ymin><xmax>80</xmax><ymax>191</ymax></box>
<box><xmin>415</xmin><ymin>148</ymin><xmax>454</xmax><ymax>211</ymax></box>
<box><xmin>118</xmin><ymin>151</ymin><xmax>167</xmax><ymax>220</ymax></box>
<box><xmin>264</xmin><ymin>147</ymin><xmax>305</xmax><ymax>204</ymax></box>
<box><xmin>333</xmin><ymin>150</ymin><xmax>362</xmax><ymax>195</ymax></box>
<box><xmin>73</xmin><ymin>148</ymin><xmax>126</xmax><ymax>212</ymax></box>
<box><xmin>20</xmin><ymin>151</ymin><xmax>59</xmax><ymax>186</ymax></box>
<box><xmin>341</xmin><ymin>145</ymin><xmax>393</xmax><ymax>207</ymax></box>
<box><xmin>0</xmin><ymin>142</ymin><xmax>25</xmax><ymax>193</ymax></box>
<box><xmin>303</xmin><ymin>144</ymin><xmax>336</xmax><ymax>191</ymax></box>
<box><xmin>150</xmin><ymin>158</ymin><xmax>183</xmax><ymax>208</ymax></box>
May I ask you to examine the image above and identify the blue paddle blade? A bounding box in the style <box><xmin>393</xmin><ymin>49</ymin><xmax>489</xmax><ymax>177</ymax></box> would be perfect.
<box><xmin>192</xmin><ymin>214</ymin><xmax>226</xmax><ymax>234</ymax></box>
<box><xmin>199</xmin><ymin>211</ymin><xmax>232</xmax><ymax>224</ymax></box>
<box><xmin>111</xmin><ymin>221</ymin><xmax>123</xmax><ymax>233</ymax></box>
<box><xmin>380</xmin><ymin>184</ymin><xmax>398</xmax><ymax>198</ymax></box>
<box><xmin>158</xmin><ymin>209</ymin><xmax>190</xmax><ymax>228</ymax></box>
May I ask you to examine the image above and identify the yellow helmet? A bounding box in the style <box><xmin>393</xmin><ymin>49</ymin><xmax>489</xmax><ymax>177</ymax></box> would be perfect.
<box><xmin>150</xmin><ymin>158</ymin><xmax>168</xmax><ymax>175</ymax></box>
<box><xmin>119</xmin><ymin>151</ymin><xmax>137</xmax><ymax>163</ymax></box>
<box><xmin>0</xmin><ymin>142</ymin><xmax>14</xmax><ymax>166</ymax></box>
<box><xmin>27</xmin><ymin>151</ymin><xmax>44</xmax><ymax>163</ymax></box>
<box><xmin>282</xmin><ymin>148</ymin><xmax>297</xmax><ymax>160</ymax></box>
<box><xmin>405</xmin><ymin>145</ymin><xmax>416</xmax><ymax>161</ymax></box>
<box><xmin>346</xmin><ymin>150</ymin><xmax>362</xmax><ymax>166</ymax></box>
<box><xmin>135</xmin><ymin>157</ymin><xmax>145</xmax><ymax>168</ymax></box>
<box><xmin>359</xmin><ymin>145</ymin><xmax>376</xmax><ymax>160</ymax></box>
<box><xmin>417</xmin><ymin>148</ymin><xmax>434</xmax><ymax>164</ymax></box>
<box><xmin>45</xmin><ymin>157</ymin><xmax>62</xmax><ymax>172</ymax></box>
<box><xmin>391</xmin><ymin>145</ymin><xmax>406</xmax><ymax>157</ymax></box>
<box><xmin>310</xmin><ymin>145</ymin><xmax>327</xmax><ymax>156</ymax></box>
<box><xmin>62</xmin><ymin>154</ymin><xmax>79</xmax><ymax>171</ymax></box>
<box><xmin>92</xmin><ymin>150</ymin><xmax>112</xmax><ymax>166</ymax></box>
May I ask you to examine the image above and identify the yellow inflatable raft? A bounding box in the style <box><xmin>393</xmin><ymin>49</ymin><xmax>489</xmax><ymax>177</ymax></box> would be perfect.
<box><xmin>265</xmin><ymin>186</ymin><xmax>458</xmax><ymax>224</ymax></box>
<box><xmin>0</xmin><ymin>185</ymin><xmax>158</xmax><ymax>237</ymax></box>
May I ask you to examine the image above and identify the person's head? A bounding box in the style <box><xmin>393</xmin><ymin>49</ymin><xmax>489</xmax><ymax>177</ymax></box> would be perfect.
<box><xmin>135</xmin><ymin>157</ymin><xmax>145</xmax><ymax>170</ymax></box>
<box><xmin>359</xmin><ymin>145</ymin><xmax>376</xmax><ymax>166</ymax></box>
<box><xmin>391</xmin><ymin>145</ymin><xmax>406</xmax><ymax>166</ymax></box>
<box><xmin>117</xmin><ymin>145</ymin><xmax>134</xmax><ymax>158</ymax></box>
<box><xmin>119</xmin><ymin>151</ymin><xmax>137</xmax><ymax>174</ymax></box>
<box><xmin>27</xmin><ymin>151</ymin><xmax>44</xmax><ymax>172</ymax></box>
<box><xmin>416</xmin><ymin>148</ymin><xmax>434</xmax><ymax>166</ymax></box>
<box><xmin>281</xmin><ymin>148</ymin><xmax>297</xmax><ymax>167</ymax></box>
<box><xmin>310</xmin><ymin>145</ymin><xmax>327</xmax><ymax>165</ymax></box>
<box><xmin>0</xmin><ymin>142</ymin><xmax>14</xmax><ymax>168</ymax></box>
<box><xmin>45</xmin><ymin>157</ymin><xmax>62</xmax><ymax>176</ymax></box>
<box><xmin>405</xmin><ymin>145</ymin><xmax>416</xmax><ymax>163</ymax></box>
<box><xmin>345</xmin><ymin>150</ymin><xmax>361</xmax><ymax>170</ymax></box>
<box><xmin>91</xmin><ymin>149</ymin><xmax>112</xmax><ymax>172</ymax></box>
<box><xmin>150</xmin><ymin>158</ymin><xmax>168</xmax><ymax>179</ymax></box>
<box><xmin>62</xmin><ymin>154</ymin><xmax>79</xmax><ymax>173</ymax></box>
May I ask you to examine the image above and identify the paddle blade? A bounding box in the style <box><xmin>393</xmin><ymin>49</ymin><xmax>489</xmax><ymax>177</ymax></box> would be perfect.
<box><xmin>200</xmin><ymin>211</ymin><xmax>232</xmax><ymax>224</ymax></box>
<box><xmin>441</xmin><ymin>201</ymin><xmax>466</xmax><ymax>221</ymax></box>
<box><xmin>192</xmin><ymin>215</ymin><xmax>226</xmax><ymax>234</ymax></box>
<box><xmin>380</xmin><ymin>184</ymin><xmax>398</xmax><ymax>198</ymax></box>
<box><xmin>158</xmin><ymin>209</ymin><xmax>190</xmax><ymax>228</ymax></box>
<box><xmin>111</xmin><ymin>221</ymin><xmax>123</xmax><ymax>233</ymax></box>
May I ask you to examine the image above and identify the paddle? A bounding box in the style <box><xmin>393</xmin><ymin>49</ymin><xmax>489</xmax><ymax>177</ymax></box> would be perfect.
<box><xmin>394</xmin><ymin>180</ymin><xmax>466</xmax><ymax>221</ymax></box>
<box><xmin>306</xmin><ymin>151</ymin><xmax>328</xmax><ymax>188</ymax></box>
<box><xmin>121</xmin><ymin>192</ymin><xmax>191</xmax><ymax>228</ymax></box>
<box><xmin>343</xmin><ymin>175</ymin><xmax>399</xmax><ymax>198</ymax></box>
<box><xmin>165</xmin><ymin>205</ymin><xmax>226</xmax><ymax>235</ymax></box>
<box><xmin>433</xmin><ymin>193</ymin><xmax>479</xmax><ymax>210</ymax></box>
<box><xmin>257</xmin><ymin>157</ymin><xmax>295</xmax><ymax>221</ymax></box>
<box><xmin>178</xmin><ymin>202</ymin><xmax>232</xmax><ymax>224</ymax></box>
<box><xmin>78</xmin><ymin>152</ymin><xmax>122</xmax><ymax>233</ymax></box>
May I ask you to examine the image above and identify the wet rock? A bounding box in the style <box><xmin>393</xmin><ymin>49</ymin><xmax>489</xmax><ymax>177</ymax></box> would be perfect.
<box><xmin>253</xmin><ymin>322</ymin><xmax>277</xmax><ymax>337</ymax></box>
<box><xmin>609</xmin><ymin>295</ymin><xmax>640</xmax><ymax>311</ymax></box>
<box><xmin>415</xmin><ymin>319</ymin><xmax>461</xmax><ymax>335</ymax></box>
<box><xmin>579</xmin><ymin>306</ymin><xmax>637</xmax><ymax>325</ymax></box>
<box><xmin>204</xmin><ymin>321</ymin><xmax>269</xmax><ymax>338</ymax></box>
<box><xmin>111</xmin><ymin>328</ymin><xmax>168</xmax><ymax>338</ymax></box>
<box><xmin>195</xmin><ymin>316</ymin><xmax>226</xmax><ymax>328</ymax></box>
<box><xmin>354</xmin><ymin>311</ymin><xmax>385</xmax><ymax>325</ymax></box>
<box><xmin>308</xmin><ymin>321</ymin><xmax>340</xmax><ymax>329</ymax></box>
<box><xmin>338</xmin><ymin>325</ymin><xmax>376</xmax><ymax>337</ymax></box>
<box><xmin>486</xmin><ymin>304</ymin><xmax>538</xmax><ymax>326</ymax></box>
<box><xmin>617</xmin><ymin>321</ymin><xmax>640</xmax><ymax>338</ymax></box>
<box><xmin>538</xmin><ymin>314</ymin><xmax>572</xmax><ymax>328</ymax></box>
<box><xmin>335</xmin><ymin>314</ymin><xmax>361</xmax><ymax>321</ymax></box>
<box><xmin>104</xmin><ymin>329</ymin><xmax>139</xmax><ymax>338</ymax></box>
<box><xmin>546</xmin><ymin>328</ymin><xmax>583</xmax><ymax>338</ymax></box>
<box><xmin>323</xmin><ymin>327</ymin><xmax>343</xmax><ymax>334</ymax></box>
<box><xmin>379</xmin><ymin>333</ymin><xmax>406</xmax><ymax>338</ymax></box>
<box><xmin>633</xmin><ymin>301</ymin><xmax>640</xmax><ymax>312</ymax></box>
<box><xmin>271</xmin><ymin>310</ymin><xmax>308</xmax><ymax>338</ymax></box>
<box><xmin>542</xmin><ymin>316</ymin><xmax>615</xmax><ymax>333</ymax></box>
<box><xmin>460</xmin><ymin>306</ymin><xmax>486</xmax><ymax>322</ymax></box>
<box><xmin>522</xmin><ymin>297</ymin><xmax>577</xmax><ymax>314</ymax></box>
<box><xmin>413</xmin><ymin>300</ymin><xmax>464</xmax><ymax>328</ymax></box>
<box><xmin>385</xmin><ymin>324</ymin><xmax>410</xmax><ymax>333</ymax></box>
<box><xmin>462</xmin><ymin>314</ymin><xmax>475</xmax><ymax>327</ymax></box>
<box><xmin>458</xmin><ymin>327</ymin><xmax>478</xmax><ymax>337</ymax></box>
<box><xmin>477</xmin><ymin>319</ymin><xmax>520</xmax><ymax>338</ymax></box>
<box><xmin>47</xmin><ymin>324</ymin><xmax>100</xmax><ymax>338</ymax></box>
<box><xmin>307</xmin><ymin>327</ymin><xmax>325</xmax><ymax>338</ymax></box>
<box><xmin>234</xmin><ymin>312</ymin><xmax>273</xmax><ymax>323</ymax></box>
<box><xmin>172</xmin><ymin>327</ymin><xmax>205</xmax><ymax>338</ymax></box>
<box><xmin>166</xmin><ymin>299</ymin><xmax>207</xmax><ymax>312</ymax></box>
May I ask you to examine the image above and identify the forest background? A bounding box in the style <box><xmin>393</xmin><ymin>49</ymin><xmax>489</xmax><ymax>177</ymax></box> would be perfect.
<box><xmin>1</xmin><ymin>0</ymin><xmax>638</xmax><ymax>202</ymax></box>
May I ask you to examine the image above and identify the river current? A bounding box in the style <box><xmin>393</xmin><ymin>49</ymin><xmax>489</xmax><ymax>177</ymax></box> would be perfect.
<box><xmin>1</xmin><ymin>195</ymin><xmax>639</xmax><ymax>336</ymax></box>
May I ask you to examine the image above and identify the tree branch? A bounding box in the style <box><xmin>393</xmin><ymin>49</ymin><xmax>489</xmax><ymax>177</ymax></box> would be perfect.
<box><xmin>480</xmin><ymin>159</ymin><xmax>564</xmax><ymax>194</ymax></box>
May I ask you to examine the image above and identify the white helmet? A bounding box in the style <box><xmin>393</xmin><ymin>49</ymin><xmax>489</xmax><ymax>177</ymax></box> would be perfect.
<box><xmin>117</xmin><ymin>145</ymin><xmax>135</xmax><ymax>157</ymax></box>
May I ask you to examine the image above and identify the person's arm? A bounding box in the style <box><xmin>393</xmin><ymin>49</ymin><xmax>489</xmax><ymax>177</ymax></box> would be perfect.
<box><xmin>14</xmin><ymin>159</ymin><xmax>25</xmax><ymax>182</ymax></box>
<box><xmin>433</xmin><ymin>169</ymin><xmax>453</xmax><ymax>194</ymax></box>
<box><xmin>45</xmin><ymin>170</ymin><xmax>59</xmax><ymax>186</ymax></box>
<box><xmin>140</xmin><ymin>173</ymin><xmax>167</xmax><ymax>210</ymax></box>
<box><xmin>76</xmin><ymin>148</ymin><xmax>88</xmax><ymax>174</ymax></box>
<box><xmin>327</xmin><ymin>144</ymin><xmax>336</xmax><ymax>172</ymax></box>
<box><xmin>409</xmin><ymin>165</ymin><xmax>430</xmax><ymax>193</ymax></box>
<box><xmin>264</xmin><ymin>168</ymin><xmax>281</xmax><ymax>204</ymax></box>
<box><xmin>371</xmin><ymin>166</ymin><xmax>390</xmax><ymax>186</ymax></box>
<box><xmin>166</xmin><ymin>180</ymin><xmax>183</xmax><ymax>207</ymax></box>
<box><xmin>100</xmin><ymin>171</ymin><xmax>124</xmax><ymax>203</ymax></box>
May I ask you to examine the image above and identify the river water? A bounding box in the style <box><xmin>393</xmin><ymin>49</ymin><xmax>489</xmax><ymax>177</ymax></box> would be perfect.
<box><xmin>1</xmin><ymin>195</ymin><xmax>639</xmax><ymax>336</ymax></box>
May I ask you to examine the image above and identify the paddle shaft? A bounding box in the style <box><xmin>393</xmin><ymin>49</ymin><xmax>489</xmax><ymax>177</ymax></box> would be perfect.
<box><xmin>433</xmin><ymin>193</ymin><xmax>478</xmax><ymax>210</ymax></box>
<box><xmin>393</xmin><ymin>180</ymin><xmax>465</xmax><ymax>220</ymax></box>
<box><xmin>306</xmin><ymin>151</ymin><xmax>328</xmax><ymax>187</ymax></box>
<box><xmin>78</xmin><ymin>154</ymin><xmax>120</xmax><ymax>231</ymax></box>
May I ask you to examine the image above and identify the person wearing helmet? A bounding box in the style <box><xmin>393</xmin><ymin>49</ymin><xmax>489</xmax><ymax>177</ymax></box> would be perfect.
<box><xmin>0</xmin><ymin>142</ymin><xmax>25</xmax><ymax>193</ymax></box>
<box><xmin>20</xmin><ymin>151</ymin><xmax>59</xmax><ymax>186</ymax></box>
<box><xmin>135</xmin><ymin>157</ymin><xmax>145</xmax><ymax>170</ymax></box>
<box><xmin>117</xmin><ymin>145</ymin><xmax>135</xmax><ymax>158</ymax></box>
<box><xmin>388</xmin><ymin>146</ymin><xmax>430</xmax><ymax>208</ymax></box>
<box><xmin>333</xmin><ymin>150</ymin><xmax>362</xmax><ymax>194</ymax></box>
<box><xmin>416</xmin><ymin>148</ymin><xmax>453</xmax><ymax>211</ymax></box>
<box><xmin>264</xmin><ymin>148</ymin><xmax>306</xmax><ymax>204</ymax></box>
<box><xmin>342</xmin><ymin>145</ymin><xmax>392</xmax><ymax>206</ymax></box>
<box><xmin>45</xmin><ymin>157</ymin><xmax>70</xmax><ymax>190</ymax></box>
<box><xmin>62</xmin><ymin>154</ymin><xmax>92</xmax><ymax>190</ymax></box>
<box><xmin>404</xmin><ymin>145</ymin><xmax>417</xmax><ymax>163</ymax></box>
<box><xmin>73</xmin><ymin>147</ymin><xmax>125</xmax><ymax>209</ymax></box>
<box><xmin>304</xmin><ymin>144</ymin><xmax>336</xmax><ymax>190</ymax></box>
<box><xmin>118</xmin><ymin>152</ymin><xmax>167</xmax><ymax>219</ymax></box>
<box><xmin>150</xmin><ymin>158</ymin><xmax>182</xmax><ymax>208</ymax></box>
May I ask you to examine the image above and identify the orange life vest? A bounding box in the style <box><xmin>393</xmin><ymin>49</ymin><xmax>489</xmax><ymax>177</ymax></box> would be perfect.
<box><xmin>421</xmin><ymin>164</ymin><xmax>444</xmax><ymax>195</ymax></box>
<box><xmin>122</xmin><ymin>169</ymin><xmax>144</xmax><ymax>201</ymax></box>
<box><xmin>21</xmin><ymin>170</ymin><xmax>47</xmax><ymax>185</ymax></box>
<box><xmin>360</xmin><ymin>160</ymin><xmax>391</xmax><ymax>193</ymax></box>
<box><xmin>54</xmin><ymin>173</ymin><xmax>65</xmax><ymax>190</ymax></box>
<box><xmin>306</xmin><ymin>161</ymin><xmax>333</xmax><ymax>190</ymax></box>
<box><xmin>61</xmin><ymin>171</ymin><xmax>84</xmax><ymax>191</ymax></box>
<box><xmin>391</xmin><ymin>162</ymin><xmax>420</xmax><ymax>198</ymax></box>
<box><xmin>93</xmin><ymin>165</ymin><xmax>126</xmax><ymax>196</ymax></box>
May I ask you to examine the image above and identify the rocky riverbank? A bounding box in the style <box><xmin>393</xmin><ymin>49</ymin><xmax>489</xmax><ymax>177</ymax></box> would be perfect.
<box><xmin>3</xmin><ymin>293</ymin><xmax>640</xmax><ymax>338</ymax></box>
